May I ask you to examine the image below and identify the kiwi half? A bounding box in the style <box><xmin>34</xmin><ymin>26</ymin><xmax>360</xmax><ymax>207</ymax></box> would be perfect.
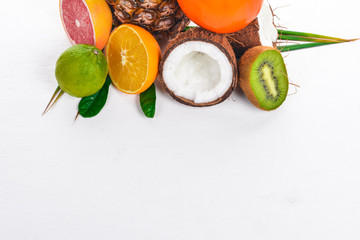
<box><xmin>239</xmin><ymin>46</ymin><xmax>289</xmax><ymax>111</ymax></box>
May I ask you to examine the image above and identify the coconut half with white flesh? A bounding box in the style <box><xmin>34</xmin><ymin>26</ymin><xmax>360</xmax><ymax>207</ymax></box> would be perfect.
<box><xmin>159</xmin><ymin>28</ymin><xmax>237</xmax><ymax>107</ymax></box>
<box><xmin>227</xmin><ymin>0</ymin><xmax>278</xmax><ymax>58</ymax></box>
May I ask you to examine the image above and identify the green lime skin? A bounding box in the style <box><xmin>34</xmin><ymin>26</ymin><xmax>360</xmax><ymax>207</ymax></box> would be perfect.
<box><xmin>55</xmin><ymin>44</ymin><xmax>108</xmax><ymax>98</ymax></box>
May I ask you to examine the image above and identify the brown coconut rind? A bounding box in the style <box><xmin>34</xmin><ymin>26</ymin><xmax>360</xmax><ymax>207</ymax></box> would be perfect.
<box><xmin>238</xmin><ymin>46</ymin><xmax>281</xmax><ymax>111</ymax></box>
<box><xmin>226</xmin><ymin>18</ymin><xmax>262</xmax><ymax>59</ymax></box>
<box><xmin>159</xmin><ymin>28</ymin><xmax>238</xmax><ymax>107</ymax></box>
<box><xmin>227</xmin><ymin>4</ymin><xmax>278</xmax><ymax>60</ymax></box>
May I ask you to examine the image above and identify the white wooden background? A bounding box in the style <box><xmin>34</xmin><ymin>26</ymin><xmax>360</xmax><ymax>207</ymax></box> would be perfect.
<box><xmin>1</xmin><ymin>0</ymin><xmax>360</xmax><ymax>239</ymax></box>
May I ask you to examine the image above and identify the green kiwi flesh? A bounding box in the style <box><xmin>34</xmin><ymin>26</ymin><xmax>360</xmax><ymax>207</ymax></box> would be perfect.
<box><xmin>239</xmin><ymin>46</ymin><xmax>289</xmax><ymax>111</ymax></box>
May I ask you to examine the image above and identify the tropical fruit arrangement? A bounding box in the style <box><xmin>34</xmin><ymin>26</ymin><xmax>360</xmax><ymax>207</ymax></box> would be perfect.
<box><xmin>44</xmin><ymin>0</ymin><xmax>357</xmax><ymax>118</ymax></box>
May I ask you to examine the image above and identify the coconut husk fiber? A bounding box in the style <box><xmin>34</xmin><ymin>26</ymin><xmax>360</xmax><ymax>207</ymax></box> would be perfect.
<box><xmin>226</xmin><ymin>18</ymin><xmax>262</xmax><ymax>59</ymax></box>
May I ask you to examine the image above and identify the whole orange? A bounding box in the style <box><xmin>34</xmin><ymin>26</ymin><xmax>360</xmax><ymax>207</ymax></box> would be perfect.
<box><xmin>178</xmin><ymin>0</ymin><xmax>264</xmax><ymax>33</ymax></box>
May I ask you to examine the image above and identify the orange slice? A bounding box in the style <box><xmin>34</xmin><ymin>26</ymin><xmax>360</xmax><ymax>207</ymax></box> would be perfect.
<box><xmin>105</xmin><ymin>24</ymin><xmax>161</xmax><ymax>94</ymax></box>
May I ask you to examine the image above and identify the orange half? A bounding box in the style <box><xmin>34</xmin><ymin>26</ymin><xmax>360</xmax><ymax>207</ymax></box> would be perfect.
<box><xmin>105</xmin><ymin>24</ymin><xmax>161</xmax><ymax>94</ymax></box>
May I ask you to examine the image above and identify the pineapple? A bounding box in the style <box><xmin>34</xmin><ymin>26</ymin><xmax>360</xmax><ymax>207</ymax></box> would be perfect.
<box><xmin>106</xmin><ymin>0</ymin><xmax>189</xmax><ymax>39</ymax></box>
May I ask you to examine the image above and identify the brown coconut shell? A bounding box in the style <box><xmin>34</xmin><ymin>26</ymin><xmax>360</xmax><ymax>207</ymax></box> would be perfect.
<box><xmin>226</xmin><ymin>18</ymin><xmax>262</xmax><ymax>59</ymax></box>
<box><xmin>227</xmin><ymin>3</ymin><xmax>278</xmax><ymax>60</ymax></box>
<box><xmin>238</xmin><ymin>46</ymin><xmax>279</xmax><ymax>111</ymax></box>
<box><xmin>158</xmin><ymin>28</ymin><xmax>238</xmax><ymax>107</ymax></box>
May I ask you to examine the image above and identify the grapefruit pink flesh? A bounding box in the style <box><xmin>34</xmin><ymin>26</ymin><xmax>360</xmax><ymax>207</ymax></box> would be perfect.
<box><xmin>60</xmin><ymin>0</ymin><xmax>95</xmax><ymax>46</ymax></box>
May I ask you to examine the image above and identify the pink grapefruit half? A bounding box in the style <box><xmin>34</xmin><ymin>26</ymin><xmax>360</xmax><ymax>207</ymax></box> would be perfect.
<box><xmin>60</xmin><ymin>0</ymin><xmax>112</xmax><ymax>50</ymax></box>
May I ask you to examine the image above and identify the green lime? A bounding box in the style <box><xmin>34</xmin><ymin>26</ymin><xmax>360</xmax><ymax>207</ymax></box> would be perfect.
<box><xmin>55</xmin><ymin>44</ymin><xmax>108</xmax><ymax>98</ymax></box>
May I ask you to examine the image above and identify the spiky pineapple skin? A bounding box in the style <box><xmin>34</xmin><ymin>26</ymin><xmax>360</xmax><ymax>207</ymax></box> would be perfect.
<box><xmin>106</xmin><ymin>0</ymin><xmax>189</xmax><ymax>38</ymax></box>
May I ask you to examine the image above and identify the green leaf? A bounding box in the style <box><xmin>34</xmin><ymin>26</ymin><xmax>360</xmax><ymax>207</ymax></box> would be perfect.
<box><xmin>140</xmin><ymin>83</ymin><xmax>156</xmax><ymax>118</ymax></box>
<box><xmin>277</xmin><ymin>30</ymin><xmax>352</xmax><ymax>42</ymax></box>
<box><xmin>278</xmin><ymin>35</ymin><xmax>345</xmax><ymax>43</ymax></box>
<box><xmin>278</xmin><ymin>42</ymin><xmax>338</xmax><ymax>52</ymax></box>
<box><xmin>277</xmin><ymin>29</ymin><xmax>358</xmax><ymax>52</ymax></box>
<box><xmin>183</xmin><ymin>26</ymin><xmax>196</xmax><ymax>32</ymax></box>
<box><xmin>78</xmin><ymin>75</ymin><xmax>112</xmax><ymax>118</ymax></box>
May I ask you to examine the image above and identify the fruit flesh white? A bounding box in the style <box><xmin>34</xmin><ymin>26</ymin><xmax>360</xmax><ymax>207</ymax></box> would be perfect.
<box><xmin>257</xmin><ymin>0</ymin><xmax>278</xmax><ymax>47</ymax></box>
<box><xmin>162</xmin><ymin>41</ymin><xmax>233</xmax><ymax>104</ymax></box>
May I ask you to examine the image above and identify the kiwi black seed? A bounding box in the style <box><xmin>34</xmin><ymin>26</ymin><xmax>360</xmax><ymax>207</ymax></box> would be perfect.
<box><xmin>238</xmin><ymin>46</ymin><xmax>289</xmax><ymax>111</ymax></box>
